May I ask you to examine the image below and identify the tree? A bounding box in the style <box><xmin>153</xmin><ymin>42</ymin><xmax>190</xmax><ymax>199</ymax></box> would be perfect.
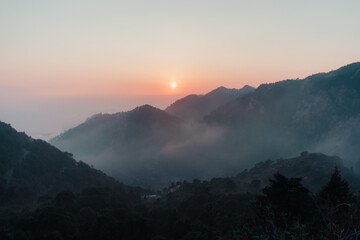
<box><xmin>318</xmin><ymin>167</ymin><xmax>352</xmax><ymax>206</ymax></box>
<box><xmin>316</xmin><ymin>168</ymin><xmax>356</xmax><ymax>239</ymax></box>
<box><xmin>262</xmin><ymin>172</ymin><xmax>314</xmax><ymax>220</ymax></box>
<box><xmin>252</xmin><ymin>173</ymin><xmax>314</xmax><ymax>238</ymax></box>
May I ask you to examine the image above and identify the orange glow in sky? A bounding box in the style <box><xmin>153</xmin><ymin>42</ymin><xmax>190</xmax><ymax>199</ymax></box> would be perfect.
<box><xmin>1</xmin><ymin>1</ymin><xmax>359</xmax><ymax>98</ymax></box>
<box><xmin>1</xmin><ymin>1</ymin><xmax>360</xmax><ymax>139</ymax></box>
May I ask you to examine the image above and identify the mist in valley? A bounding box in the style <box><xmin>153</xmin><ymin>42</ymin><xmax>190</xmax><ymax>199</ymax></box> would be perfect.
<box><xmin>51</xmin><ymin>63</ymin><xmax>360</xmax><ymax>189</ymax></box>
<box><xmin>51</xmin><ymin>109</ymin><xmax>360</xmax><ymax>189</ymax></box>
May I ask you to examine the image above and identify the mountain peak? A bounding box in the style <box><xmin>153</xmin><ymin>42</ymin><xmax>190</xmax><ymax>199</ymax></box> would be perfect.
<box><xmin>165</xmin><ymin>85</ymin><xmax>255</xmax><ymax>121</ymax></box>
<box><xmin>242</xmin><ymin>84</ymin><xmax>255</xmax><ymax>90</ymax></box>
<box><xmin>211</xmin><ymin>86</ymin><xmax>228</xmax><ymax>92</ymax></box>
<box><xmin>131</xmin><ymin>104</ymin><xmax>174</xmax><ymax>115</ymax></box>
<box><xmin>134</xmin><ymin>104</ymin><xmax>156</xmax><ymax>111</ymax></box>
<box><xmin>206</xmin><ymin>86</ymin><xmax>234</xmax><ymax>96</ymax></box>
<box><xmin>128</xmin><ymin>104</ymin><xmax>181</xmax><ymax>123</ymax></box>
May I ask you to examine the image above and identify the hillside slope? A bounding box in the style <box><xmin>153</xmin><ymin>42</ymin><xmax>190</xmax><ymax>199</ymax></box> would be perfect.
<box><xmin>0</xmin><ymin>121</ymin><xmax>137</xmax><ymax>207</ymax></box>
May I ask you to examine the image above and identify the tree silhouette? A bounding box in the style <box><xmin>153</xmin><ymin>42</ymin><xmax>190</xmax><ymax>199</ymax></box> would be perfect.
<box><xmin>318</xmin><ymin>167</ymin><xmax>351</xmax><ymax>206</ymax></box>
<box><xmin>316</xmin><ymin>167</ymin><xmax>356</xmax><ymax>239</ymax></box>
<box><xmin>262</xmin><ymin>172</ymin><xmax>314</xmax><ymax>220</ymax></box>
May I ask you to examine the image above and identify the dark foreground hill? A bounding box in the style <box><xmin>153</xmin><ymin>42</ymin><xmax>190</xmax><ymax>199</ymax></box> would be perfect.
<box><xmin>0</xmin><ymin>121</ymin><xmax>141</xmax><ymax>207</ymax></box>
<box><xmin>0</xmin><ymin>151</ymin><xmax>359</xmax><ymax>240</ymax></box>
<box><xmin>163</xmin><ymin>152</ymin><xmax>360</xmax><ymax>197</ymax></box>
<box><xmin>233</xmin><ymin>151</ymin><xmax>360</xmax><ymax>193</ymax></box>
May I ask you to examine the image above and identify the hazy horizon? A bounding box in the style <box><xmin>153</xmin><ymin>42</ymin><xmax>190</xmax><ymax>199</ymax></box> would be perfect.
<box><xmin>1</xmin><ymin>63</ymin><xmax>359</xmax><ymax>140</ymax></box>
<box><xmin>1</xmin><ymin>0</ymin><xmax>360</xmax><ymax>139</ymax></box>
<box><xmin>0</xmin><ymin>93</ymin><xmax>188</xmax><ymax>140</ymax></box>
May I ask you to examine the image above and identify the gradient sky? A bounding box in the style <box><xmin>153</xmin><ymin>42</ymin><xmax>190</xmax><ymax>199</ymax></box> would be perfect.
<box><xmin>0</xmin><ymin>0</ymin><xmax>360</xmax><ymax>138</ymax></box>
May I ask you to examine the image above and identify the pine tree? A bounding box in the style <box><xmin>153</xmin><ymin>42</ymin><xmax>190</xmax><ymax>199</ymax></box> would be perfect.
<box><xmin>262</xmin><ymin>172</ymin><xmax>314</xmax><ymax>219</ymax></box>
<box><xmin>318</xmin><ymin>167</ymin><xmax>351</xmax><ymax>206</ymax></box>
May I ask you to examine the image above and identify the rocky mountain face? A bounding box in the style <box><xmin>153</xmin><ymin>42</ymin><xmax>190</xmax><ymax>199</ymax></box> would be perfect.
<box><xmin>0</xmin><ymin>121</ymin><xmax>138</xmax><ymax>207</ymax></box>
<box><xmin>165</xmin><ymin>85</ymin><xmax>255</xmax><ymax>121</ymax></box>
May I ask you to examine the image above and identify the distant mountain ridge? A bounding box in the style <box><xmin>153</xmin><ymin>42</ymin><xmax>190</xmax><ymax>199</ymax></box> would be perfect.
<box><xmin>165</xmin><ymin>85</ymin><xmax>255</xmax><ymax>121</ymax></box>
<box><xmin>51</xmin><ymin>62</ymin><xmax>360</xmax><ymax>188</ymax></box>
<box><xmin>204</xmin><ymin>62</ymin><xmax>360</xmax><ymax>162</ymax></box>
<box><xmin>208</xmin><ymin>62</ymin><xmax>360</xmax><ymax>123</ymax></box>
<box><xmin>53</xmin><ymin>104</ymin><xmax>182</xmax><ymax>146</ymax></box>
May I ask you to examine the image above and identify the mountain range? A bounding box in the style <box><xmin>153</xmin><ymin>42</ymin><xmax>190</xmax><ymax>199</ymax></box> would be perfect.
<box><xmin>50</xmin><ymin>62</ymin><xmax>360</xmax><ymax>188</ymax></box>
<box><xmin>1</xmin><ymin>123</ymin><xmax>357</xmax><ymax>239</ymax></box>
<box><xmin>205</xmin><ymin>62</ymin><xmax>360</xmax><ymax>163</ymax></box>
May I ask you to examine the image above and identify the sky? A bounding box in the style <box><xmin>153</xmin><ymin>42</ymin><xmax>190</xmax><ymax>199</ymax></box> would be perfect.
<box><xmin>0</xmin><ymin>0</ymin><xmax>360</xmax><ymax>139</ymax></box>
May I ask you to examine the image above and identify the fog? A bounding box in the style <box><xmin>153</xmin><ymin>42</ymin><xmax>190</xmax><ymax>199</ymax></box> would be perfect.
<box><xmin>52</xmin><ymin>119</ymin><xmax>232</xmax><ymax>188</ymax></box>
<box><xmin>313</xmin><ymin>115</ymin><xmax>360</xmax><ymax>167</ymax></box>
<box><xmin>3</xmin><ymin>63</ymin><xmax>360</xmax><ymax>190</ymax></box>
<box><xmin>51</xmin><ymin>114</ymin><xmax>321</xmax><ymax>189</ymax></box>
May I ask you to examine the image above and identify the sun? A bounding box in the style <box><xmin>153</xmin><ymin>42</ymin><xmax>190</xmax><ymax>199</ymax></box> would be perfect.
<box><xmin>171</xmin><ymin>82</ymin><xmax>177</xmax><ymax>89</ymax></box>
